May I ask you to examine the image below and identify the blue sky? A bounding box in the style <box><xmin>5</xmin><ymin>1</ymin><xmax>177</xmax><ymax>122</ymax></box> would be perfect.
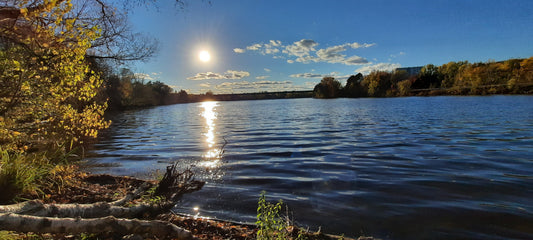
<box><xmin>128</xmin><ymin>0</ymin><xmax>533</xmax><ymax>94</ymax></box>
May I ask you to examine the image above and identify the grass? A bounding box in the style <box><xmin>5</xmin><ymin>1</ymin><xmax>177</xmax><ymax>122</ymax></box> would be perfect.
<box><xmin>0</xmin><ymin>146</ymin><xmax>81</xmax><ymax>204</ymax></box>
<box><xmin>0</xmin><ymin>149</ymin><xmax>50</xmax><ymax>203</ymax></box>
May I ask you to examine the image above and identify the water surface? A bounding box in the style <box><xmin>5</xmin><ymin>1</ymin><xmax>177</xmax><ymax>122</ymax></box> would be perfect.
<box><xmin>86</xmin><ymin>96</ymin><xmax>533</xmax><ymax>239</ymax></box>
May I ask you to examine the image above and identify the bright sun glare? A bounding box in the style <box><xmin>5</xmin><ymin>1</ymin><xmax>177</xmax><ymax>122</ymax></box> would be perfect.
<box><xmin>199</xmin><ymin>50</ymin><xmax>211</xmax><ymax>62</ymax></box>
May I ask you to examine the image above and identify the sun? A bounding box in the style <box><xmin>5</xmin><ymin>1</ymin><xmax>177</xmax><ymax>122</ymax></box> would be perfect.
<box><xmin>199</xmin><ymin>50</ymin><xmax>211</xmax><ymax>62</ymax></box>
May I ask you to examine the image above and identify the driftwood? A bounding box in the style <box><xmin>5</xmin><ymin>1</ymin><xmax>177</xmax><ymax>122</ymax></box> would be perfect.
<box><xmin>0</xmin><ymin>213</ymin><xmax>192</xmax><ymax>239</ymax></box>
<box><xmin>0</xmin><ymin>163</ymin><xmax>204</xmax><ymax>239</ymax></box>
<box><xmin>0</xmin><ymin>199</ymin><xmax>174</xmax><ymax>218</ymax></box>
<box><xmin>156</xmin><ymin>165</ymin><xmax>205</xmax><ymax>201</ymax></box>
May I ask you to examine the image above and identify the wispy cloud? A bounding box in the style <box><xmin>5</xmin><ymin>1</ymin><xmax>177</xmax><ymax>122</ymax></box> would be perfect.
<box><xmin>289</xmin><ymin>71</ymin><xmax>347</xmax><ymax>79</ymax></box>
<box><xmin>187</xmin><ymin>70</ymin><xmax>250</xmax><ymax>80</ymax></box>
<box><xmin>135</xmin><ymin>72</ymin><xmax>161</xmax><ymax>81</ymax></box>
<box><xmin>390</xmin><ymin>51</ymin><xmax>406</xmax><ymax>58</ymax></box>
<box><xmin>355</xmin><ymin>63</ymin><xmax>402</xmax><ymax>74</ymax></box>
<box><xmin>214</xmin><ymin>80</ymin><xmax>304</xmax><ymax>93</ymax></box>
<box><xmin>264</xmin><ymin>68</ymin><xmax>271</xmax><ymax>72</ymax></box>
<box><xmin>235</xmin><ymin>39</ymin><xmax>375</xmax><ymax>66</ymax></box>
<box><xmin>289</xmin><ymin>73</ymin><xmax>324</xmax><ymax>78</ymax></box>
<box><xmin>256</xmin><ymin>75</ymin><xmax>270</xmax><ymax>80</ymax></box>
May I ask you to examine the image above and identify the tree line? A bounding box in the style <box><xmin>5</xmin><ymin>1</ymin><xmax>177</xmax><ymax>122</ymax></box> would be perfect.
<box><xmin>313</xmin><ymin>57</ymin><xmax>533</xmax><ymax>98</ymax></box>
<box><xmin>95</xmin><ymin>64</ymin><xmax>314</xmax><ymax>110</ymax></box>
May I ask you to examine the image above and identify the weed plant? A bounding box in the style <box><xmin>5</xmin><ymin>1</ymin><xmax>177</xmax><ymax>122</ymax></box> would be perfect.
<box><xmin>256</xmin><ymin>191</ymin><xmax>290</xmax><ymax>240</ymax></box>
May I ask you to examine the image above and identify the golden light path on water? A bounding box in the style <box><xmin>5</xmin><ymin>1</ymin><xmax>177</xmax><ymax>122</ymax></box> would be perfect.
<box><xmin>199</xmin><ymin>101</ymin><xmax>222</xmax><ymax>169</ymax></box>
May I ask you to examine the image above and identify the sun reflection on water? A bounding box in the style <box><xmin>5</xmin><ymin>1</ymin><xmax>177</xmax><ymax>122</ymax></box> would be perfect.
<box><xmin>199</xmin><ymin>101</ymin><xmax>222</xmax><ymax>169</ymax></box>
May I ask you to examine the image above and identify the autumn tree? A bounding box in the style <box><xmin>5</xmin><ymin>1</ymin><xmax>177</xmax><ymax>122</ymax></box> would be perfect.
<box><xmin>397</xmin><ymin>79</ymin><xmax>412</xmax><ymax>96</ymax></box>
<box><xmin>362</xmin><ymin>71</ymin><xmax>391</xmax><ymax>97</ymax></box>
<box><xmin>412</xmin><ymin>64</ymin><xmax>442</xmax><ymax>89</ymax></box>
<box><xmin>313</xmin><ymin>77</ymin><xmax>342</xmax><ymax>98</ymax></box>
<box><xmin>343</xmin><ymin>73</ymin><xmax>366</xmax><ymax>97</ymax></box>
<box><xmin>438</xmin><ymin>61</ymin><xmax>468</xmax><ymax>88</ymax></box>
<box><xmin>0</xmin><ymin>0</ymin><xmax>111</xmax><ymax>151</ymax></box>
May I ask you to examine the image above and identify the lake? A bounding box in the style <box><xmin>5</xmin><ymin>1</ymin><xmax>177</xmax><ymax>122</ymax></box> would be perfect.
<box><xmin>86</xmin><ymin>95</ymin><xmax>533</xmax><ymax>240</ymax></box>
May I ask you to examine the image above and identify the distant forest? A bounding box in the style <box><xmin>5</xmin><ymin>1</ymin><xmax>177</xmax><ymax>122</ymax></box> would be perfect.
<box><xmin>97</xmin><ymin>57</ymin><xmax>533</xmax><ymax>111</ymax></box>
<box><xmin>313</xmin><ymin>57</ymin><xmax>533</xmax><ymax>98</ymax></box>
<box><xmin>96</xmin><ymin>66</ymin><xmax>312</xmax><ymax>111</ymax></box>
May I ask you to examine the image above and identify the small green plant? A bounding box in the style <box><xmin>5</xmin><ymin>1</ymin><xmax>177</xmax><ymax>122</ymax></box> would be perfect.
<box><xmin>79</xmin><ymin>232</ymin><xmax>99</xmax><ymax>240</ymax></box>
<box><xmin>0</xmin><ymin>231</ymin><xmax>19</xmax><ymax>240</ymax></box>
<box><xmin>256</xmin><ymin>191</ymin><xmax>289</xmax><ymax>240</ymax></box>
<box><xmin>141</xmin><ymin>185</ymin><xmax>166</xmax><ymax>205</ymax></box>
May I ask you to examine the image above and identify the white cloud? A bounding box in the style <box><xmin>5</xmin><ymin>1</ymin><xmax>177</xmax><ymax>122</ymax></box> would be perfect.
<box><xmin>344</xmin><ymin>55</ymin><xmax>369</xmax><ymax>65</ymax></box>
<box><xmin>240</xmin><ymin>40</ymin><xmax>284</xmax><ymax>56</ymax></box>
<box><xmin>289</xmin><ymin>73</ymin><xmax>325</xmax><ymax>78</ymax></box>
<box><xmin>246</xmin><ymin>44</ymin><xmax>262</xmax><ymax>51</ymax></box>
<box><xmin>236</xmin><ymin>39</ymin><xmax>374</xmax><ymax>66</ymax></box>
<box><xmin>348</xmin><ymin>42</ymin><xmax>376</xmax><ymax>49</ymax></box>
<box><xmin>269</xmin><ymin>40</ymin><xmax>282</xmax><ymax>47</ymax></box>
<box><xmin>294</xmin><ymin>43</ymin><xmax>370</xmax><ymax>65</ymax></box>
<box><xmin>233</xmin><ymin>48</ymin><xmax>246</xmax><ymax>53</ymax></box>
<box><xmin>283</xmin><ymin>39</ymin><xmax>318</xmax><ymax>57</ymax></box>
<box><xmin>264</xmin><ymin>48</ymin><xmax>279</xmax><ymax>54</ymax></box>
<box><xmin>355</xmin><ymin>63</ymin><xmax>402</xmax><ymax>74</ymax></box>
<box><xmin>290</xmin><ymin>71</ymin><xmax>351</xmax><ymax>80</ymax></box>
<box><xmin>256</xmin><ymin>80</ymin><xmax>292</xmax><ymax>85</ymax></box>
<box><xmin>264</xmin><ymin>68</ymin><xmax>271</xmax><ymax>72</ymax></box>
<box><xmin>256</xmin><ymin>75</ymin><xmax>269</xmax><ymax>80</ymax></box>
<box><xmin>187</xmin><ymin>70</ymin><xmax>250</xmax><ymax>80</ymax></box>
<box><xmin>199</xmin><ymin>83</ymin><xmax>211</xmax><ymax>88</ymax></box>
<box><xmin>214</xmin><ymin>80</ymin><xmax>301</xmax><ymax>93</ymax></box>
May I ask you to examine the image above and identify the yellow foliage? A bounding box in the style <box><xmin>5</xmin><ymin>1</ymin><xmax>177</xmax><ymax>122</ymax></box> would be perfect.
<box><xmin>0</xmin><ymin>0</ymin><xmax>109</xmax><ymax>152</ymax></box>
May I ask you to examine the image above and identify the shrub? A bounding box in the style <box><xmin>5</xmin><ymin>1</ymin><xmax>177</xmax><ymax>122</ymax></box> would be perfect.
<box><xmin>256</xmin><ymin>191</ymin><xmax>289</xmax><ymax>240</ymax></box>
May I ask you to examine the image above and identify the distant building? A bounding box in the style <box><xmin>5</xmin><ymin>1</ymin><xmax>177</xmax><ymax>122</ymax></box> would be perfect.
<box><xmin>395</xmin><ymin>66</ymin><xmax>423</xmax><ymax>76</ymax></box>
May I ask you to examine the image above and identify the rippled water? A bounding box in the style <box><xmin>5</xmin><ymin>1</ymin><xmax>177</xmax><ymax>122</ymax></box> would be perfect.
<box><xmin>86</xmin><ymin>96</ymin><xmax>533</xmax><ymax>239</ymax></box>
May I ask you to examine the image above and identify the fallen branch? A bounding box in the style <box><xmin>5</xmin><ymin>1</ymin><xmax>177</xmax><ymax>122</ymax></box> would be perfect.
<box><xmin>0</xmin><ymin>199</ymin><xmax>174</xmax><ymax>218</ymax></box>
<box><xmin>155</xmin><ymin>164</ymin><xmax>205</xmax><ymax>201</ymax></box>
<box><xmin>0</xmin><ymin>213</ymin><xmax>193</xmax><ymax>239</ymax></box>
<box><xmin>111</xmin><ymin>181</ymin><xmax>153</xmax><ymax>206</ymax></box>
